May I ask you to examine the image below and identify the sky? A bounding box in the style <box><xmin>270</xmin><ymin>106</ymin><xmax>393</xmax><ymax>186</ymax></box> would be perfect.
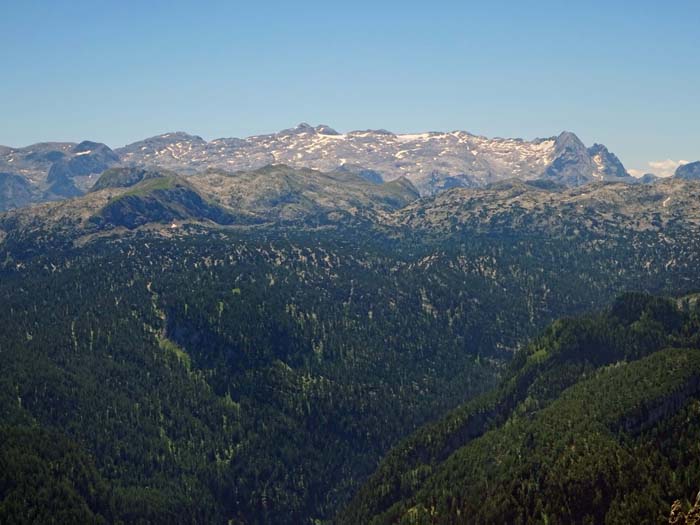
<box><xmin>1</xmin><ymin>1</ymin><xmax>698</xmax><ymax>175</ymax></box>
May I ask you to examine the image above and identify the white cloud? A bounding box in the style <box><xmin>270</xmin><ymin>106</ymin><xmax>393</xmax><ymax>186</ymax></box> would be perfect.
<box><xmin>647</xmin><ymin>159</ymin><xmax>690</xmax><ymax>178</ymax></box>
<box><xmin>629</xmin><ymin>159</ymin><xmax>689</xmax><ymax>178</ymax></box>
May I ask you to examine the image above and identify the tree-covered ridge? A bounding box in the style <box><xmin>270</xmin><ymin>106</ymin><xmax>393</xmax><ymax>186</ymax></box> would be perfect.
<box><xmin>341</xmin><ymin>293</ymin><xmax>700</xmax><ymax>524</ymax></box>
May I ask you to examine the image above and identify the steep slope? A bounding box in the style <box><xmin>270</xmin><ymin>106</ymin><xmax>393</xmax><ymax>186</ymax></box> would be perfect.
<box><xmin>340</xmin><ymin>294</ymin><xmax>700</xmax><ymax>524</ymax></box>
<box><xmin>587</xmin><ymin>142</ymin><xmax>628</xmax><ymax>180</ymax></box>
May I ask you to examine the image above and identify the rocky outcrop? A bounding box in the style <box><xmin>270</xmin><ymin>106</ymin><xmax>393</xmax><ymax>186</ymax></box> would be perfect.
<box><xmin>670</xmin><ymin>491</ymin><xmax>700</xmax><ymax>524</ymax></box>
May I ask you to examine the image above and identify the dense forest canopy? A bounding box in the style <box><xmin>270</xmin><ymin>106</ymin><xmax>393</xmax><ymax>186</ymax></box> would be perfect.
<box><xmin>341</xmin><ymin>292</ymin><xmax>700</xmax><ymax>524</ymax></box>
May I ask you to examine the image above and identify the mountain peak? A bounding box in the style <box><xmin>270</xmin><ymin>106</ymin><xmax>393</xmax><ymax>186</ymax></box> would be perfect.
<box><xmin>554</xmin><ymin>130</ymin><xmax>586</xmax><ymax>151</ymax></box>
<box><xmin>277</xmin><ymin>122</ymin><xmax>317</xmax><ymax>136</ymax></box>
<box><xmin>315</xmin><ymin>124</ymin><xmax>339</xmax><ymax>135</ymax></box>
<box><xmin>588</xmin><ymin>143</ymin><xmax>630</xmax><ymax>179</ymax></box>
<box><xmin>545</xmin><ymin>131</ymin><xmax>620</xmax><ymax>185</ymax></box>
<box><xmin>73</xmin><ymin>140</ymin><xmax>109</xmax><ymax>153</ymax></box>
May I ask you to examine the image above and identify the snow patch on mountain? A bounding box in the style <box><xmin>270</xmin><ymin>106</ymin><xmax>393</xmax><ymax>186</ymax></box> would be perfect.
<box><xmin>116</xmin><ymin>124</ymin><xmax>630</xmax><ymax>194</ymax></box>
<box><xmin>1</xmin><ymin>124</ymin><xmax>631</xmax><ymax>199</ymax></box>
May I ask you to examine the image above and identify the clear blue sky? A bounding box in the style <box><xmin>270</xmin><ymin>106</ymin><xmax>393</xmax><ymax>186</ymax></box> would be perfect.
<box><xmin>1</xmin><ymin>0</ymin><xmax>698</xmax><ymax>174</ymax></box>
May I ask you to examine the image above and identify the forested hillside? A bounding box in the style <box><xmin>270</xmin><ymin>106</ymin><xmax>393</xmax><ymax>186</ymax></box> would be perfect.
<box><xmin>2</xmin><ymin>177</ymin><xmax>700</xmax><ymax>523</ymax></box>
<box><xmin>341</xmin><ymin>293</ymin><xmax>700</xmax><ymax>524</ymax></box>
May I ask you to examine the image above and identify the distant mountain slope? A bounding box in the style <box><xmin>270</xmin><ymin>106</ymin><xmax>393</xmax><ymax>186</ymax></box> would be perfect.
<box><xmin>340</xmin><ymin>293</ymin><xmax>700</xmax><ymax>524</ymax></box>
<box><xmin>0</xmin><ymin>124</ymin><xmax>631</xmax><ymax>208</ymax></box>
<box><xmin>116</xmin><ymin>124</ymin><xmax>631</xmax><ymax>194</ymax></box>
<box><xmin>675</xmin><ymin>161</ymin><xmax>700</xmax><ymax>180</ymax></box>
<box><xmin>191</xmin><ymin>164</ymin><xmax>419</xmax><ymax>223</ymax></box>
<box><xmin>93</xmin><ymin>175</ymin><xmax>238</xmax><ymax>229</ymax></box>
<box><xmin>639</xmin><ymin>172</ymin><xmax>660</xmax><ymax>184</ymax></box>
<box><xmin>0</xmin><ymin>164</ymin><xmax>420</xmax><ymax>234</ymax></box>
<box><xmin>388</xmin><ymin>177</ymin><xmax>700</xmax><ymax>236</ymax></box>
<box><xmin>45</xmin><ymin>141</ymin><xmax>120</xmax><ymax>196</ymax></box>
<box><xmin>89</xmin><ymin>166</ymin><xmax>176</xmax><ymax>192</ymax></box>
<box><xmin>0</xmin><ymin>140</ymin><xmax>119</xmax><ymax>206</ymax></box>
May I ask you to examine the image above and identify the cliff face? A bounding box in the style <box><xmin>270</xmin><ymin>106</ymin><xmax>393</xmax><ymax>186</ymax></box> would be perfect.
<box><xmin>670</xmin><ymin>491</ymin><xmax>700</xmax><ymax>524</ymax></box>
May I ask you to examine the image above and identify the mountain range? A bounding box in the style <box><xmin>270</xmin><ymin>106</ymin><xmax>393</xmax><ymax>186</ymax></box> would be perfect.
<box><xmin>2</xmin><ymin>124</ymin><xmax>700</xmax><ymax>524</ymax></box>
<box><xmin>0</xmin><ymin>124</ymin><xmax>649</xmax><ymax>212</ymax></box>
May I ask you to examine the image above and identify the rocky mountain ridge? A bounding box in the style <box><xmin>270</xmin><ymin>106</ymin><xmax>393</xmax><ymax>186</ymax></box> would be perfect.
<box><xmin>0</xmin><ymin>124</ymin><xmax>638</xmax><ymax>211</ymax></box>
<box><xmin>114</xmin><ymin>125</ymin><xmax>633</xmax><ymax>194</ymax></box>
